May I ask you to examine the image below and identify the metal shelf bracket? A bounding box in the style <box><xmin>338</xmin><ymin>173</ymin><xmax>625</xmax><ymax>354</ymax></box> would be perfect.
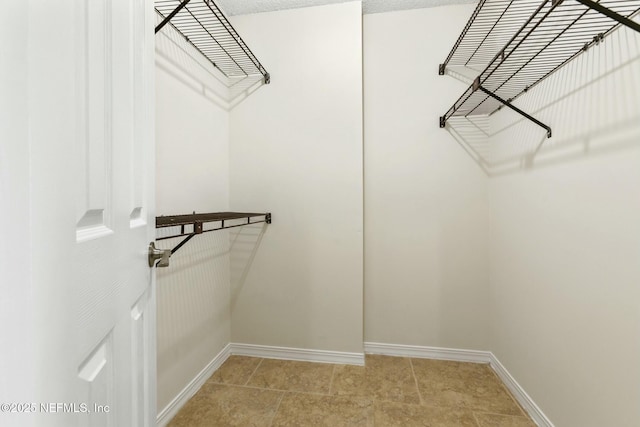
<box><xmin>478</xmin><ymin>86</ymin><xmax>552</xmax><ymax>138</ymax></box>
<box><xmin>575</xmin><ymin>0</ymin><xmax>640</xmax><ymax>33</ymax></box>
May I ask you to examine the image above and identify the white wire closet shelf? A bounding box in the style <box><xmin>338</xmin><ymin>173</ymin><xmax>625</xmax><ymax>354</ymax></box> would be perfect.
<box><xmin>439</xmin><ymin>0</ymin><xmax>640</xmax><ymax>138</ymax></box>
<box><xmin>155</xmin><ymin>0</ymin><xmax>270</xmax><ymax>84</ymax></box>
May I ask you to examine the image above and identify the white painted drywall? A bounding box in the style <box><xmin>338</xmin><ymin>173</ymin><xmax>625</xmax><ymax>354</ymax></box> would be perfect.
<box><xmin>152</xmin><ymin>3</ymin><xmax>640</xmax><ymax>425</ymax></box>
<box><xmin>363</xmin><ymin>5</ymin><xmax>490</xmax><ymax>350</ymax></box>
<box><xmin>485</xmin><ymin>23</ymin><xmax>640</xmax><ymax>427</ymax></box>
<box><xmin>228</xmin><ymin>1</ymin><xmax>364</xmax><ymax>353</ymax></box>
<box><xmin>155</xmin><ymin>29</ymin><xmax>231</xmax><ymax>412</ymax></box>
<box><xmin>217</xmin><ymin>0</ymin><xmax>476</xmax><ymax>16</ymax></box>
<box><xmin>0</xmin><ymin>5</ymin><xmax>33</xmax><ymax>425</ymax></box>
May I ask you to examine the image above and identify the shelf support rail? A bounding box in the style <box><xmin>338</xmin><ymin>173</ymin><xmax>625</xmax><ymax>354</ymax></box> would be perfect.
<box><xmin>439</xmin><ymin>80</ymin><xmax>552</xmax><ymax>138</ymax></box>
<box><xmin>478</xmin><ymin>85</ymin><xmax>552</xmax><ymax>138</ymax></box>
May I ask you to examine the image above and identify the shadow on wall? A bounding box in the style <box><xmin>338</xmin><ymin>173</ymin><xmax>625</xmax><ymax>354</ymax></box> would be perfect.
<box><xmin>155</xmin><ymin>14</ymin><xmax>265</xmax><ymax>111</ymax></box>
<box><xmin>445</xmin><ymin>65</ymin><xmax>479</xmax><ymax>85</ymax></box>
<box><xmin>155</xmin><ymin>231</ymin><xmax>231</xmax><ymax>384</ymax></box>
<box><xmin>229</xmin><ymin>223</ymin><xmax>267</xmax><ymax>311</ymax></box>
<box><xmin>444</xmin><ymin>25</ymin><xmax>640</xmax><ymax>176</ymax></box>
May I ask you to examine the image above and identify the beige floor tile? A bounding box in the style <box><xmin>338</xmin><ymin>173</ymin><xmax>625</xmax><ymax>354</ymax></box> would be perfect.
<box><xmin>167</xmin><ymin>389</ymin><xmax>214</xmax><ymax>427</ymax></box>
<box><xmin>331</xmin><ymin>365</ymin><xmax>367</xmax><ymax>395</ymax></box>
<box><xmin>411</xmin><ymin>359</ymin><xmax>523</xmax><ymax>416</ymax></box>
<box><xmin>171</xmin><ymin>356</ymin><xmax>537</xmax><ymax>427</ymax></box>
<box><xmin>332</xmin><ymin>355</ymin><xmax>420</xmax><ymax>404</ymax></box>
<box><xmin>271</xmin><ymin>393</ymin><xmax>374</xmax><ymax>427</ymax></box>
<box><xmin>207</xmin><ymin>356</ymin><xmax>262</xmax><ymax>386</ymax></box>
<box><xmin>246</xmin><ymin>358</ymin><xmax>334</xmax><ymax>393</ymax></box>
<box><xmin>474</xmin><ymin>413</ymin><xmax>537</xmax><ymax>427</ymax></box>
<box><xmin>374</xmin><ymin>401</ymin><xmax>479</xmax><ymax>427</ymax></box>
<box><xmin>168</xmin><ymin>383</ymin><xmax>282</xmax><ymax>427</ymax></box>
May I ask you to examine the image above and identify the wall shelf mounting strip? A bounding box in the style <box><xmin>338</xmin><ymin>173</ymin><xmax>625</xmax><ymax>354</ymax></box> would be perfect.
<box><xmin>155</xmin><ymin>0</ymin><xmax>270</xmax><ymax>84</ymax></box>
<box><xmin>439</xmin><ymin>0</ymin><xmax>640</xmax><ymax>138</ymax></box>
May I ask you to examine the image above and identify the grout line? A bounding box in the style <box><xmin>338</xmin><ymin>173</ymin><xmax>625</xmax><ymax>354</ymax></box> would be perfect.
<box><xmin>267</xmin><ymin>392</ymin><xmax>286</xmax><ymax>427</ymax></box>
<box><xmin>244</xmin><ymin>358</ymin><xmax>264</xmax><ymax>386</ymax></box>
<box><xmin>473</xmin><ymin>410</ymin><xmax>533</xmax><ymax>420</ymax></box>
<box><xmin>328</xmin><ymin>365</ymin><xmax>336</xmax><ymax>395</ymax></box>
<box><xmin>209</xmin><ymin>381</ymin><xmax>332</xmax><ymax>397</ymax></box>
<box><xmin>408</xmin><ymin>358</ymin><xmax>424</xmax><ymax>406</ymax></box>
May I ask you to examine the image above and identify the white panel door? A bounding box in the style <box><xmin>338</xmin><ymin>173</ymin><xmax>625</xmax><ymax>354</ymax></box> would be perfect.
<box><xmin>3</xmin><ymin>0</ymin><xmax>156</xmax><ymax>426</ymax></box>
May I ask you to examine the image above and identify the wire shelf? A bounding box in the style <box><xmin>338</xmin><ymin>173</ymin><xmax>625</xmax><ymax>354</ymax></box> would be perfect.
<box><xmin>440</xmin><ymin>0</ymin><xmax>640</xmax><ymax>136</ymax></box>
<box><xmin>155</xmin><ymin>0</ymin><xmax>270</xmax><ymax>83</ymax></box>
<box><xmin>440</xmin><ymin>0</ymin><xmax>543</xmax><ymax>74</ymax></box>
<box><xmin>156</xmin><ymin>212</ymin><xmax>270</xmax><ymax>229</ymax></box>
<box><xmin>156</xmin><ymin>211</ymin><xmax>271</xmax><ymax>255</ymax></box>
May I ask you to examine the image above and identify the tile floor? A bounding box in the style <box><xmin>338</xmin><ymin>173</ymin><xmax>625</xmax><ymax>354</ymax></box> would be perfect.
<box><xmin>168</xmin><ymin>355</ymin><xmax>537</xmax><ymax>427</ymax></box>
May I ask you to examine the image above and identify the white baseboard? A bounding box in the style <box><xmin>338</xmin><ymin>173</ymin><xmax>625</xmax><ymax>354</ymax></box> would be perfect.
<box><xmin>490</xmin><ymin>354</ymin><xmax>555</xmax><ymax>427</ymax></box>
<box><xmin>364</xmin><ymin>342</ymin><xmax>492</xmax><ymax>363</ymax></box>
<box><xmin>230</xmin><ymin>343</ymin><xmax>365</xmax><ymax>366</ymax></box>
<box><xmin>364</xmin><ymin>342</ymin><xmax>553</xmax><ymax>427</ymax></box>
<box><xmin>156</xmin><ymin>343</ymin><xmax>232</xmax><ymax>427</ymax></box>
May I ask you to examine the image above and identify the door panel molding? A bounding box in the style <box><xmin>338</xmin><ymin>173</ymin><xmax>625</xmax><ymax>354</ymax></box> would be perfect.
<box><xmin>75</xmin><ymin>0</ymin><xmax>114</xmax><ymax>242</ymax></box>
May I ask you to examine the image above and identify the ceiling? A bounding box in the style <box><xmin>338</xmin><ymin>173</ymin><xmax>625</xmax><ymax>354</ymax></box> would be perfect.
<box><xmin>216</xmin><ymin>0</ymin><xmax>477</xmax><ymax>16</ymax></box>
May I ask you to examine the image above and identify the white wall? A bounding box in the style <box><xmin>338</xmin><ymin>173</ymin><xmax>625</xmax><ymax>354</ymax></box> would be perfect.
<box><xmin>152</xmin><ymin>3</ymin><xmax>640</xmax><ymax>425</ymax></box>
<box><xmin>363</xmin><ymin>5</ymin><xmax>491</xmax><ymax>350</ymax></box>
<box><xmin>228</xmin><ymin>1</ymin><xmax>364</xmax><ymax>353</ymax></box>
<box><xmin>485</xmin><ymin>23</ymin><xmax>640</xmax><ymax>427</ymax></box>
<box><xmin>0</xmin><ymin>4</ymin><xmax>33</xmax><ymax>425</ymax></box>
<box><xmin>155</xmin><ymin>28</ymin><xmax>231</xmax><ymax>412</ymax></box>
